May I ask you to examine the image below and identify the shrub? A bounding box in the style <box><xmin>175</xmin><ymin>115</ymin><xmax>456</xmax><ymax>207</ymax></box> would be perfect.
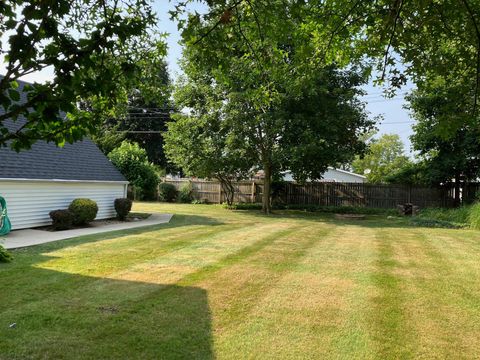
<box><xmin>49</xmin><ymin>209</ymin><xmax>74</xmax><ymax>230</ymax></box>
<box><xmin>224</xmin><ymin>202</ymin><xmax>262</xmax><ymax>210</ymax></box>
<box><xmin>108</xmin><ymin>141</ymin><xmax>159</xmax><ymax>200</ymax></box>
<box><xmin>68</xmin><ymin>198</ymin><xmax>98</xmax><ymax>225</ymax></box>
<box><xmin>178</xmin><ymin>182</ymin><xmax>194</xmax><ymax>203</ymax></box>
<box><xmin>114</xmin><ymin>198</ymin><xmax>132</xmax><ymax>221</ymax></box>
<box><xmin>158</xmin><ymin>183</ymin><xmax>178</xmax><ymax>202</ymax></box>
<box><xmin>410</xmin><ymin>217</ymin><xmax>463</xmax><ymax>229</ymax></box>
<box><xmin>0</xmin><ymin>245</ymin><xmax>12</xmax><ymax>262</ymax></box>
<box><xmin>192</xmin><ymin>198</ymin><xmax>209</xmax><ymax>204</ymax></box>
<box><xmin>418</xmin><ymin>207</ymin><xmax>470</xmax><ymax>225</ymax></box>
<box><xmin>224</xmin><ymin>203</ymin><xmax>397</xmax><ymax>215</ymax></box>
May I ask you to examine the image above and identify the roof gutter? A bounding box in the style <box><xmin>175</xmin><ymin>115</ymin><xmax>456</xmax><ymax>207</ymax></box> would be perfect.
<box><xmin>0</xmin><ymin>178</ymin><xmax>129</xmax><ymax>184</ymax></box>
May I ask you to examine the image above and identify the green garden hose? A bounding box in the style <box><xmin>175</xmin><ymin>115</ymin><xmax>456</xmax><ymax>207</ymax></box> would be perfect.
<box><xmin>0</xmin><ymin>196</ymin><xmax>12</xmax><ymax>235</ymax></box>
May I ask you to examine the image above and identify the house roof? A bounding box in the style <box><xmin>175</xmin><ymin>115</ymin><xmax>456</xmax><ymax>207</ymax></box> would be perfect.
<box><xmin>0</xmin><ymin>76</ymin><xmax>127</xmax><ymax>182</ymax></box>
<box><xmin>326</xmin><ymin>167</ymin><xmax>366</xmax><ymax>179</ymax></box>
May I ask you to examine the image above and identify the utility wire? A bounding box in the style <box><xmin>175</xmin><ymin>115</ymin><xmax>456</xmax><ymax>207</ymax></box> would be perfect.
<box><xmin>380</xmin><ymin>120</ymin><xmax>415</xmax><ymax>124</ymax></box>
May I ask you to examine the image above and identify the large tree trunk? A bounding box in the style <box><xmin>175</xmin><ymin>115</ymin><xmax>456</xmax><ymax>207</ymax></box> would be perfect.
<box><xmin>262</xmin><ymin>165</ymin><xmax>272</xmax><ymax>214</ymax></box>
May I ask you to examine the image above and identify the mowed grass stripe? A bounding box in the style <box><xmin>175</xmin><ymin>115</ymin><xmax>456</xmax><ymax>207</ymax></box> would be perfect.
<box><xmin>212</xmin><ymin>224</ymin><xmax>389</xmax><ymax>359</ymax></box>
<box><xmin>394</xmin><ymin>228</ymin><xmax>480</xmax><ymax>358</ymax></box>
<box><xmin>5</xmin><ymin>222</ymin><xmax>295</xmax><ymax>320</ymax></box>
<box><xmin>205</xmin><ymin>223</ymin><xmax>337</xmax><ymax>358</ymax></box>
<box><xmin>3</xmin><ymin>203</ymin><xmax>480</xmax><ymax>359</ymax></box>
<box><xmin>368</xmin><ymin>228</ymin><xmax>417</xmax><ymax>359</ymax></box>
<box><xmin>101</xmin><ymin>221</ymin><xmax>300</xmax><ymax>285</ymax></box>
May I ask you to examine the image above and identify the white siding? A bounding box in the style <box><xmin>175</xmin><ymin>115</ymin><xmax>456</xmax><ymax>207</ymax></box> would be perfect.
<box><xmin>320</xmin><ymin>168</ymin><xmax>366</xmax><ymax>183</ymax></box>
<box><xmin>282</xmin><ymin>168</ymin><xmax>366</xmax><ymax>183</ymax></box>
<box><xmin>0</xmin><ymin>180</ymin><xmax>127</xmax><ymax>230</ymax></box>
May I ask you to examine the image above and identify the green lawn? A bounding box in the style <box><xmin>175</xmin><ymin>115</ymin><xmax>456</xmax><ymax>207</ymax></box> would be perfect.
<box><xmin>2</xmin><ymin>203</ymin><xmax>480</xmax><ymax>359</ymax></box>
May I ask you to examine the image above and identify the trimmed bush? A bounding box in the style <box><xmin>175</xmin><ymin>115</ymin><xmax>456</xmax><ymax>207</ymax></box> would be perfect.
<box><xmin>0</xmin><ymin>245</ymin><xmax>12</xmax><ymax>263</ymax></box>
<box><xmin>68</xmin><ymin>198</ymin><xmax>98</xmax><ymax>225</ymax></box>
<box><xmin>158</xmin><ymin>183</ymin><xmax>178</xmax><ymax>202</ymax></box>
<box><xmin>178</xmin><ymin>182</ymin><xmax>194</xmax><ymax>203</ymax></box>
<box><xmin>49</xmin><ymin>209</ymin><xmax>74</xmax><ymax>230</ymax></box>
<box><xmin>114</xmin><ymin>198</ymin><xmax>132</xmax><ymax>221</ymax></box>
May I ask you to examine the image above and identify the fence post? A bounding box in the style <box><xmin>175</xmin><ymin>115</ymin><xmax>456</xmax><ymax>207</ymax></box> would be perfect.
<box><xmin>251</xmin><ymin>182</ymin><xmax>256</xmax><ymax>203</ymax></box>
<box><xmin>218</xmin><ymin>183</ymin><xmax>222</xmax><ymax>203</ymax></box>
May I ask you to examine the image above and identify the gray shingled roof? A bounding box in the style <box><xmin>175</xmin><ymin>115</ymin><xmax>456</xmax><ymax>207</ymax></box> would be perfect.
<box><xmin>0</xmin><ymin>77</ymin><xmax>127</xmax><ymax>182</ymax></box>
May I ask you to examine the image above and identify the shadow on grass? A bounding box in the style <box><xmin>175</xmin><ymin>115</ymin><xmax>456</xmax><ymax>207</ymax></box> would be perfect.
<box><xmin>1</xmin><ymin>214</ymin><xmax>221</xmax><ymax>357</ymax></box>
<box><xmin>0</xmin><ymin>265</ymin><xmax>213</xmax><ymax>359</ymax></box>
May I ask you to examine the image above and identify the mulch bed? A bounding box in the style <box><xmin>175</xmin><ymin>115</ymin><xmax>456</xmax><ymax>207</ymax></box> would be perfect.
<box><xmin>36</xmin><ymin>213</ymin><xmax>151</xmax><ymax>232</ymax></box>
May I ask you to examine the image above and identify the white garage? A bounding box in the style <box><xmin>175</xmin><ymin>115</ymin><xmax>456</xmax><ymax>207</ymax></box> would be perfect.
<box><xmin>0</xmin><ymin>77</ymin><xmax>128</xmax><ymax>230</ymax></box>
<box><xmin>0</xmin><ymin>130</ymin><xmax>128</xmax><ymax>230</ymax></box>
<box><xmin>0</xmin><ymin>180</ymin><xmax>127</xmax><ymax>230</ymax></box>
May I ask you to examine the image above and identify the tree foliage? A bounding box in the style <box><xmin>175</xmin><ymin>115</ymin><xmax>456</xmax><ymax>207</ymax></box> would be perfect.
<box><xmin>108</xmin><ymin>141</ymin><xmax>159</xmax><ymax>200</ymax></box>
<box><xmin>174</xmin><ymin>0</ymin><xmax>374</xmax><ymax>212</ymax></box>
<box><xmin>408</xmin><ymin>77</ymin><xmax>480</xmax><ymax>186</ymax></box>
<box><xmin>0</xmin><ymin>0</ymin><xmax>163</xmax><ymax>150</ymax></box>
<box><xmin>352</xmin><ymin>133</ymin><xmax>410</xmax><ymax>184</ymax></box>
<box><xmin>92</xmin><ymin>60</ymin><xmax>175</xmax><ymax>170</ymax></box>
<box><xmin>174</xmin><ymin>0</ymin><xmax>480</xmax><ymax>126</ymax></box>
<box><xmin>164</xmin><ymin>76</ymin><xmax>254</xmax><ymax>205</ymax></box>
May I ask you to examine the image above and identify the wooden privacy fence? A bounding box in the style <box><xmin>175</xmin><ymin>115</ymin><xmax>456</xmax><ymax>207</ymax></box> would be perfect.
<box><xmin>161</xmin><ymin>179</ymin><xmax>469</xmax><ymax>209</ymax></box>
<box><xmin>163</xmin><ymin>179</ymin><xmax>259</xmax><ymax>204</ymax></box>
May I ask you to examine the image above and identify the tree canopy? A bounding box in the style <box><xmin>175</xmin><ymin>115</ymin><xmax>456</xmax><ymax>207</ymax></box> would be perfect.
<box><xmin>108</xmin><ymin>140</ymin><xmax>159</xmax><ymax>200</ymax></box>
<box><xmin>175</xmin><ymin>0</ymin><xmax>480</xmax><ymax>118</ymax></box>
<box><xmin>164</xmin><ymin>78</ymin><xmax>255</xmax><ymax>205</ymax></box>
<box><xmin>92</xmin><ymin>60</ymin><xmax>175</xmax><ymax>170</ymax></box>
<box><xmin>170</xmin><ymin>0</ymin><xmax>374</xmax><ymax>212</ymax></box>
<box><xmin>408</xmin><ymin>77</ymin><xmax>480</xmax><ymax>185</ymax></box>
<box><xmin>0</xmin><ymin>0</ymin><xmax>163</xmax><ymax>150</ymax></box>
<box><xmin>352</xmin><ymin>133</ymin><xmax>411</xmax><ymax>183</ymax></box>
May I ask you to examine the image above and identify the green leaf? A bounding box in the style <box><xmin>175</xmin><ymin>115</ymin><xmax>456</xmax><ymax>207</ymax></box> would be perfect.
<box><xmin>8</xmin><ymin>89</ymin><xmax>20</xmax><ymax>102</ymax></box>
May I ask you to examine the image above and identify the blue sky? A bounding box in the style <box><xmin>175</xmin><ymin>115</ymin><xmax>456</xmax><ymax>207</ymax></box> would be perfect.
<box><xmin>3</xmin><ymin>1</ymin><xmax>415</xmax><ymax>154</ymax></box>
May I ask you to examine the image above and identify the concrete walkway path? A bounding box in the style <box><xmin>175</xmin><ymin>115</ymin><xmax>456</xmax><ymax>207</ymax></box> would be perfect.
<box><xmin>1</xmin><ymin>213</ymin><xmax>173</xmax><ymax>249</ymax></box>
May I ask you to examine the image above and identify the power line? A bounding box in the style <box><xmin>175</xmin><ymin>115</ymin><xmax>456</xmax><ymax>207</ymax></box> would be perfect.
<box><xmin>366</xmin><ymin>98</ymin><xmax>406</xmax><ymax>104</ymax></box>
<box><xmin>380</xmin><ymin>120</ymin><xmax>415</xmax><ymax>125</ymax></box>
<box><xmin>361</xmin><ymin>91</ymin><xmax>409</xmax><ymax>98</ymax></box>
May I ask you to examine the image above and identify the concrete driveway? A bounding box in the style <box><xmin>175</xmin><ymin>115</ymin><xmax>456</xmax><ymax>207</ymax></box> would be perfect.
<box><xmin>1</xmin><ymin>213</ymin><xmax>173</xmax><ymax>249</ymax></box>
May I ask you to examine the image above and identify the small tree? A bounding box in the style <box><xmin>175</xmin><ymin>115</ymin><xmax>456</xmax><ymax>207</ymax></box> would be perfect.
<box><xmin>164</xmin><ymin>111</ymin><xmax>253</xmax><ymax>206</ymax></box>
<box><xmin>108</xmin><ymin>141</ymin><xmax>159</xmax><ymax>200</ymax></box>
<box><xmin>176</xmin><ymin>4</ymin><xmax>374</xmax><ymax>213</ymax></box>
<box><xmin>352</xmin><ymin>134</ymin><xmax>411</xmax><ymax>183</ymax></box>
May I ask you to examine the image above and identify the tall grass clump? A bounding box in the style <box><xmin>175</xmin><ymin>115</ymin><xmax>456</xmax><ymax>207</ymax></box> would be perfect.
<box><xmin>418</xmin><ymin>207</ymin><xmax>470</xmax><ymax>225</ymax></box>
<box><xmin>467</xmin><ymin>203</ymin><xmax>480</xmax><ymax>229</ymax></box>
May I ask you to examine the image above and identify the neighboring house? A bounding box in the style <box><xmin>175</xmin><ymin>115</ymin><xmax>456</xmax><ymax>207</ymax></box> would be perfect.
<box><xmin>252</xmin><ymin>167</ymin><xmax>366</xmax><ymax>183</ymax></box>
<box><xmin>281</xmin><ymin>168</ymin><xmax>366</xmax><ymax>183</ymax></box>
<box><xmin>0</xmin><ymin>79</ymin><xmax>128</xmax><ymax>230</ymax></box>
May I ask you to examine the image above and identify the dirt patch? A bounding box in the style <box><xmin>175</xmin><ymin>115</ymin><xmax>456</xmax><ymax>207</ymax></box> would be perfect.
<box><xmin>334</xmin><ymin>214</ymin><xmax>366</xmax><ymax>220</ymax></box>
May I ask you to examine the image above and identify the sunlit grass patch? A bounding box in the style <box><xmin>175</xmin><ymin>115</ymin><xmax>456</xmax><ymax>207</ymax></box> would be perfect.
<box><xmin>1</xmin><ymin>202</ymin><xmax>480</xmax><ymax>359</ymax></box>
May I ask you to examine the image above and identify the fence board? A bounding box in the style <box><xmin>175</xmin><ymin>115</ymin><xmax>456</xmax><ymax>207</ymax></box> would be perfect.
<box><xmin>161</xmin><ymin>179</ymin><xmax>466</xmax><ymax>209</ymax></box>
